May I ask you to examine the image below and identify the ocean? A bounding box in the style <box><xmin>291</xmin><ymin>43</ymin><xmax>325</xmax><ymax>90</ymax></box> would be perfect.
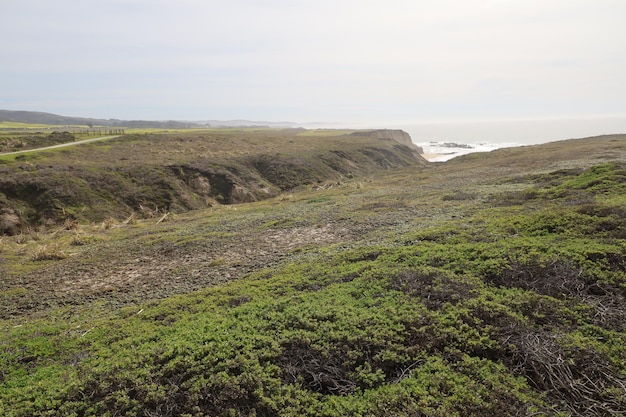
<box><xmin>302</xmin><ymin>116</ymin><xmax>626</xmax><ymax>161</ymax></box>
<box><xmin>397</xmin><ymin>116</ymin><xmax>626</xmax><ymax>162</ymax></box>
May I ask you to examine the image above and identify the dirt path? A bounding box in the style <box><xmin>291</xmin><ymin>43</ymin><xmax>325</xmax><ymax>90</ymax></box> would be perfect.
<box><xmin>0</xmin><ymin>135</ymin><xmax>120</xmax><ymax>156</ymax></box>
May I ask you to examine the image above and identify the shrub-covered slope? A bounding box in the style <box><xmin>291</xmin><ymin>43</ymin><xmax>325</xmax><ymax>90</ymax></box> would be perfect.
<box><xmin>0</xmin><ymin>129</ymin><xmax>425</xmax><ymax>234</ymax></box>
<box><xmin>0</xmin><ymin>134</ymin><xmax>625</xmax><ymax>416</ymax></box>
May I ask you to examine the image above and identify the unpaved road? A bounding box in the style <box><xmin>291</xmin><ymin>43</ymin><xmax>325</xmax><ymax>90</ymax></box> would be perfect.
<box><xmin>0</xmin><ymin>135</ymin><xmax>120</xmax><ymax>156</ymax></box>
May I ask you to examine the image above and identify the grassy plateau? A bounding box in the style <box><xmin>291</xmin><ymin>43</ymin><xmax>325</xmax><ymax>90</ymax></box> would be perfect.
<box><xmin>0</xmin><ymin>128</ymin><xmax>625</xmax><ymax>416</ymax></box>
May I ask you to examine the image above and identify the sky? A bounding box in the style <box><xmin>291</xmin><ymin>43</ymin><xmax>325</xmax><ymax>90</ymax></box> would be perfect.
<box><xmin>2</xmin><ymin>0</ymin><xmax>626</xmax><ymax>129</ymax></box>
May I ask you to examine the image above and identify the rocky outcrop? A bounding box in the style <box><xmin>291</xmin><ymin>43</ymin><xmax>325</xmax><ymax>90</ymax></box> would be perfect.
<box><xmin>169</xmin><ymin>165</ymin><xmax>268</xmax><ymax>205</ymax></box>
<box><xmin>353</xmin><ymin>130</ymin><xmax>426</xmax><ymax>161</ymax></box>
<box><xmin>0</xmin><ymin>207</ymin><xmax>21</xmax><ymax>236</ymax></box>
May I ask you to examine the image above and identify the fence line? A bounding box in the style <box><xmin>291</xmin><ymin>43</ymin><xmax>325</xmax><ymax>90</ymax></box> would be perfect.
<box><xmin>0</xmin><ymin>127</ymin><xmax>126</xmax><ymax>135</ymax></box>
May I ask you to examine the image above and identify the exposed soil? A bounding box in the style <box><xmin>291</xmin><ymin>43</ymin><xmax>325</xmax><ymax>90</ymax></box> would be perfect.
<box><xmin>2</xmin><ymin>193</ymin><xmax>403</xmax><ymax>318</ymax></box>
<box><xmin>1</xmin><ymin>134</ymin><xmax>625</xmax><ymax>320</ymax></box>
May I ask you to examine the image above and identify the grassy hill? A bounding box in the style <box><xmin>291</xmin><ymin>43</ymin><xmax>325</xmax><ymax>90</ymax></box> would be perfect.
<box><xmin>0</xmin><ymin>131</ymin><xmax>625</xmax><ymax>416</ymax></box>
<box><xmin>0</xmin><ymin>109</ymin><xmax>201</xmax><ymax>129</ymax></box>
<box><xmin>0</xmin><ymin>128</ymin><xmax>425</xmax><ymax>235</ymax></box>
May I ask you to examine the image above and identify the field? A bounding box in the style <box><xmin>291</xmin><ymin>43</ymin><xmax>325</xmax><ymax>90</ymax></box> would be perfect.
<box><xmin>0</xmin><ymin>129</ymin><xmax>625</xmax><ymax>416</ymax></box>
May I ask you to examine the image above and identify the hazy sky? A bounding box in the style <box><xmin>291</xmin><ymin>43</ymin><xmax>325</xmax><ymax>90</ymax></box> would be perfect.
<box><xmin>2</xmin><ymin>0</ymin><xmax>626</xmax><ymax>125</ymax></box>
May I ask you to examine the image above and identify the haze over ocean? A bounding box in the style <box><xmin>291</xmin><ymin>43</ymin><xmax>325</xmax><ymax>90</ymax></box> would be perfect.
<box><xmin>4</xmin><ymin>2</ymin><xmax>625</xmax><ymax>136</ymax></box>
<box><xmin>303</xmin><ymin>115</ymin><xmax>626</xmax><ymax>161</ymax></box>
<box><xmin>400</xmin><ymin>116</ymin><xmax>626</xmax><ymax>144</ymax></box>
<box><xmin>404</xmin><ymin>116</ymin><xmax>626</xmax><ymax>160</ymax></box>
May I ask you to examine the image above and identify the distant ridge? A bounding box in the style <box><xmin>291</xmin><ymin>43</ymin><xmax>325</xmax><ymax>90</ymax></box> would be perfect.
<box><xmin>0</xmin><ymin>110</ymin><xmax>87</xmax><ymax>125</ymax></box>
<box><xmin>0</xmin><ymin>109</ymin><xmax>201</xmax><ymax>129</ymax></box>
<box><xmin>0</xmin><ymin>110</ymin><xmax>302</xmax><ymax>129</ymax></box>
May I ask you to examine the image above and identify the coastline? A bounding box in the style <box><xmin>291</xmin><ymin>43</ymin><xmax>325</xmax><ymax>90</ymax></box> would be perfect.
<box><xmin>398</xmin><ymin>116</ymin><xmax>626</xmax><ymax>162</ymax></box>
<box><xmin>416</xmin><ymin>140</ymin><xmax>522</xmax><ymax>162</ymax></box>
<box><xmin>420</xmin><ymin>153</ymin><xmax>450</xmax><ymax>162</ymax></box>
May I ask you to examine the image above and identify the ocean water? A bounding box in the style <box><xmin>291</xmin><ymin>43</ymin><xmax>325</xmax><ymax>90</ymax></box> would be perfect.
<box><xmin>398</xmin><ymin>116</ymin><xmax>626</xmax><ymax>162</ymax></box>
<box><xmin>302</xmin><ymin>116</ymin><xmax>626</xmax><ymax>162</ymax></box>
<box><xmin>414</xmin><ymin>140</ymin><xmax>521</xmax><ymax>162</ymax></box>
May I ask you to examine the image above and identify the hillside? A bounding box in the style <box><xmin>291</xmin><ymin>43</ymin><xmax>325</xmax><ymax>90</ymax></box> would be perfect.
<box><xmin>0</xmin><ymin>128</ymin><xmax>426</xmax><ymax>235</ymax></box>
<box><xmin>0</xmin><ymin>132</ymin><xmax>625</xmax><ymax>416</ymax></box>
<box><xmin>0</xmin><ymin>109</ymin><xmax>201</xmax><ymax>129</ymax></box>
<box><xmin>0</xmin><ymin>110</ymin><xmax>303</xmax><ymax>130</ymax></box>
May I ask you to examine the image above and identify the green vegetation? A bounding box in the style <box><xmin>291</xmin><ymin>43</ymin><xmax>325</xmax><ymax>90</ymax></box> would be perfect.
<box><xmin>0</xmin><ymin>132</ymin><xmax>625</xmax><ymax>416</ymax></box>
<box><xmin>0</xmin><ymin>131</ymin><xmax>79</xmax><ymax>153</ymax></box>
<box><xmin>0</xmin><ymin>129</ymin><xmax>423</xmax><ymax>233</ymax></box>
<box><xmin>0</xmin><ymin>121</ymin><xmax>55</xmax><ymax>129</ymax></box>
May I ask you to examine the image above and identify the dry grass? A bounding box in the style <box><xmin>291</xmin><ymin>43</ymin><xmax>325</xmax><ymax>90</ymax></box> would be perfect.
<box><xmin>31</xmin><ymin>243</ymin><xmax>68</xmax><ymax>261</ymax></box>
<box><xmin>100</xmin><ymin>217</ymin><xmax>118</xmax><ymax>230</ymax></box>
<box><xmin>1</xmin><ymin>133</ymin><xmax>625</xmax><ymax>417</ymax></box>
<box><xmin>70</xmin><ymin>230</ymin><xmax>87</xmax><ymax>246</ymax></box>
<box><xmin>0</xmin><ymin>134</ymin><xmax>624</xmax><ymax>319</ymax></box>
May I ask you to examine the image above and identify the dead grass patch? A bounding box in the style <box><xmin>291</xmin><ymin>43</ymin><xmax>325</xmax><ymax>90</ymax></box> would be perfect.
<box><xmin>31</xmin><ymin>243</ymin><xmax>68</xmax><ymax>261</ymax></box>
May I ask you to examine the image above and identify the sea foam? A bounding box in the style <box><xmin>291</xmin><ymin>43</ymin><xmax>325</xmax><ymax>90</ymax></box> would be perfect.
<box><xmin>417</xmin><ymin>140</ymin><xmax>523</xmax><ymax>162</ymax></box>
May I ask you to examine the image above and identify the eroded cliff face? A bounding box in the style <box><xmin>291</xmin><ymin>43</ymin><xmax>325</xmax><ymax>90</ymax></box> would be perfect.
<box><xmin>0</xmin><ymin>207</ymin><xmax>21</xmax><ymax>236</ymax></box>
<box><xmin>0</xmin><ymin>131</ymin><xmax>427</xmax><ymax>234</ymax></box>
<box><xmin>354</xmin><ymin>129</ymin><xmax>426</xmax><ymax>161</ymax></box>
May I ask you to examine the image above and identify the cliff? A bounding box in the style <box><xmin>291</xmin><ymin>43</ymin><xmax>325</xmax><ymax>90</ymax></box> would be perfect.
<box><xmin>0</xmin><ymin>129</ymin><xmax>426</xmax><ymax>234</ymax></box>
<box><xmin>354</xmin><ymin>129</ymin><xmax>425</xmax><ymax>160</ymax></box>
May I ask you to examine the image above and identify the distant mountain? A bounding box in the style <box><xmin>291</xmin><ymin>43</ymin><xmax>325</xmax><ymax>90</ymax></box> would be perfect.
<box><xmin>0</xmin><ymin>109</ymin><xmax>203</xmax><ymax>129</ymax></box>
<box><xmin>0</xmin><ymin>110</ymin><xmax>94</xmax><ymax>126</ymax></box>
<box><xmin>0</xmin><ymin>110</ymin><xmax>299</xmax><ymax>129</ymax></box>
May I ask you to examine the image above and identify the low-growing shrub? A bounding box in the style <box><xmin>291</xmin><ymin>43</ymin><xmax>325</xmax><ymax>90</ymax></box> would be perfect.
<box><xmin>442</xmin><ymin>190</ymin><xmax>477</xmax><ymax>201</ymax></box>
<box><xmin>485</xmin><ymin>256</ymin><xmax>587</xmax><ymax>298</ymax></box>
<box><xmin>390</xmin><ymin>268</ymin><xmax>477</xmax><ymax>310</ymax></box>
<box><xmin>494</xmin><ymin>325</ymin><xmax>626</xmax><ymax>416</ymax></box>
